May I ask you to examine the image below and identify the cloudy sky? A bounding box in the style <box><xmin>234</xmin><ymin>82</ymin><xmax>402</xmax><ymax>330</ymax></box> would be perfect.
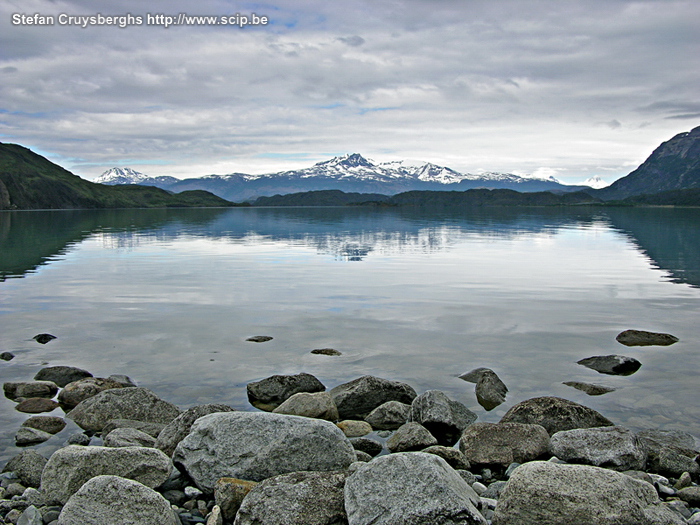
<box><xmin>2</xmin><ymin>0</ymin><xmax>699</xmax><ymax>184</ymax></box>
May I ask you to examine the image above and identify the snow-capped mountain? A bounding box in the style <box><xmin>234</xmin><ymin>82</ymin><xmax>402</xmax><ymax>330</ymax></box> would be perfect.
<box><xmin>582</xmin><ymin>176</ymin><xmax>609</xmax><ymax>189</ymax></box>
<box><xmin>95</xmin><ymin>154</ymin><xmax>584</xmax><ymax>202</ymax></box>
<box><xmin>95</xmin><ymin>167</ymin><xmax>179</xmax><ymax>186</ymax></box>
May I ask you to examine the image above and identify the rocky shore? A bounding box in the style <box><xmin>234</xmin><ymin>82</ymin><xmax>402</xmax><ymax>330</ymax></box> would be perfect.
<box><xmin>0</xmin><ymin>330</ymin><xmax>698</xmax><ymax>524</ymax></box>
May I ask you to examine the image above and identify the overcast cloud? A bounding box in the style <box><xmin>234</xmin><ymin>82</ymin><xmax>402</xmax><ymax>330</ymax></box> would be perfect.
<box><xmin>1</xmin><ymin>0</ymin><xmax>699</xmax><ymax>183</ymax></box>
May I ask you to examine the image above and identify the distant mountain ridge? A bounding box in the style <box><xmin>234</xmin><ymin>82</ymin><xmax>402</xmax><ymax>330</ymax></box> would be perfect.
<box><xmin>96</xmin><ymin>153</ymin><xmax>588</xmax><ymax>202</ymax></box>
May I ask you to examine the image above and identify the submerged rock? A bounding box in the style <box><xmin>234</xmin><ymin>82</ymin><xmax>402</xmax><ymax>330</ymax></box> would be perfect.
<box><xmin>492</xmin><ymin>461</ymin><xmax>685</xmax><ymax>525</ymax></box>
<box><xmin>499</xmin><ymin>396</ymin><xmax>614</xmax><ymax>435</ymax></box>
<box><xmin>0</xmin><ymin>352</ymin><xmax>15</xmax><ymax>361</ymax></box>
<box><xmin>34</xmin><ymin>366</ymin><xmax>93</xmax><ymax>388</ymax></box>
<box><xmin>4</xmin><ymin>381</ymin><xmax>59</xmax><ymax>400</ymax></box>
<box><xmin>475</xmin><ymin>369</ymin><xmax>508</xmax><ymax>410</ymax></box>
<box><xmin>247</xmin><ymin>373</ymin><xmax>325</xmax><ymax>411</ymax></box>
<box><xmin>345</xmin><ymin>452</ymin><xmax>486</xmax><ymax>525</ymax></box>
<box><xmin>173</xmin><ymin>412</ymin><xmax>356</xmax><ymax>492</ymax></box>
<box><xmin>15</xmin><ymin>398</ymin><xmax>59</xmax><ymax>414</ymax></box>
<box><xmin>32</xmin><ymin>334</ymin><xmax>56</xmax><ymax>344</ymax></box>
<box><xmin>330</xmin><ymin>375</ymin><xmax>417</xmax><ymax>420</ymax></box>
<box><xmin>310</xmin><ymin>348</ymin><xmax>342</xmax><ymax>356</ymax></box>
<box><xmin>563</xmin><ymin>381</ymin><xmax>616</xmax><ymax>396</ymax></box>
<box><xmin>246</xmin><ymin>335</ymin><xmax>273</xmax><ymax>343</ymax></box>
<box><xmin>616</xmin><ymin>329</ymin><xmax>679</xmax><ymax>347</ymax></box>
<box><xmin>21</xmin><ymin>415</ymin><xmax>66</xmax><ymax>435</ymax></box>
<box><xmin>577</xmin><ymin>355</ymin><xmax>642</xmax><ymax>376</ymax></box>
<box><xmin>458</xmin><ymin>367</ymin><xmax>492</xmax><ymax>383</ymax></box>
<box><xmin>15</xmin><ymin>427</ymin><xmax>53</xmax><ymax>446</ymax></box>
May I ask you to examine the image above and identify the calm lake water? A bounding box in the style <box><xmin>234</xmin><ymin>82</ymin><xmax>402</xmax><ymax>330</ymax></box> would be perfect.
<box><xmin>1</xmin><ymin>206</ymin><xmax>699</xmax><ymax>461</ymax></box>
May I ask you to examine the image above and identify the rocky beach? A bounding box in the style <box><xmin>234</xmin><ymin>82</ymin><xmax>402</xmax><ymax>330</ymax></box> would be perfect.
<box><xmin>0</xmin><ymin>330</ymin><xmax>698</xmax><ymax>524</ymax></box>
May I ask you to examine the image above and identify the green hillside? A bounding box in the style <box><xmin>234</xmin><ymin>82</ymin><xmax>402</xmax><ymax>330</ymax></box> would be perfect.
<box><xmin>0</xmin><ymin>143</ymin><xmax>235</xmax><ymax>209</ymax></box>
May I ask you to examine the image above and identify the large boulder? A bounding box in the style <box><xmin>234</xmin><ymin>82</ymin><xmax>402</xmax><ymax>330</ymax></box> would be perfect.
<box><xmin>330</xmin><ymin>376</ymin><xmax>417</xmax><ymax>420</ymax></box>
<box><xmin>34</xmin><ymin>366</ymin><xmax>92</xmax><ymax>388</ymax></box>
<box><xmin>57</xmin><ymin>475</ymin><xmax>178</xmax><ymax>525</ymax></box>
<box><xmin>41</xmin><ymin>445</ymin><xmax>173</xmax><ymax>504</ymax></box>
<box><xmin>66</xmin><ymin>387</ymin><xmax>181</xmax><ymax>432</ymax></box>
<box><xmin>364</xmin><ymin>400</ymin><xmax>411</xmax><ymax>430</ymax></box>
<box><xmin>246</xmin><ymin>373</ymin><xmax>325</xmax><ymax>411</ymax></box>
<box><xmin>492</xmin><ymin>461</ymin><xmax>686</xmax><ymax>525</ymax></box>
<box><xmin>616</xmin><ymin>329</ymin><xmax>679</xmax><ymax>347</ymax></box>
<box><xmin>155</xmin><ymin>403</ymin><xmax>235</xmax><ymax>457</ymax></box>
<box><xmin>499</xmin><ymin>396</ymin><xmax>614</xmax><ymax>435</ymax></box>
<box><xmin>58</xmin><ymin>377</ymin><xmax>126</xmax><ymax>409</ymax></box>
<box><xmin>172</xmin><ymin>412</ymin><xmax>356</xmax><ymax>492</ymax></box>
<box><xmin>637</xmin><ymin>429</ymin><xmax>700</xmax><ymax>478</ymax></box>
<box><xmin>459</xmin><ymin>422</ymin><xmax>550</xmax><ymax>470</ymax></box>
<box><xmin>233</xmin><ymin>470</ymin><xmax>349</xmax><ymax>525</ymax></box>
<box><xmin>577</xmin><ymin>355</ymin><xmax>642</xmax><ymax>376</ymax></box>
<box><xmin>272</xmin><ymin>391</ymin><xmax>339</xmax><ymax>421</ymax></box>
<box><xmin>345</xmin><ymin>452</ymin><xmax>486</xmax><ymax>525</ymax></box>
<box><xmin>410</xmin><ymin>390</ymin><xmax>477</xmax><ymax>446</ymax></box>
<box><xmin>549</xmin><ymin>426</ymin><xmax>647</xmax><ymax>471</ymax></box>
<box><xmin>386</xmin><ymin>422</ymin><xmax>438</xmax><ymax>452</ymax></box>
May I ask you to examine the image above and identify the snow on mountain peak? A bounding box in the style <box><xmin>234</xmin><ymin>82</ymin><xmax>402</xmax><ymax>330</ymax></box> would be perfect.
<box><xmin>582</xmin><ymin>176</ymin><xmax>609</xmax><ymax>189</ymax></box>
<box><xmin>95</xmin><ymin>167</ymin><xmax>149</xmax><ymax>184</ymax></box>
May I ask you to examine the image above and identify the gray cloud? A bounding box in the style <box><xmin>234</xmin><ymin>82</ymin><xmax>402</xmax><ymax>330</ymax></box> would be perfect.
<box><xmin>1</xmin><ymin>0</ymin><xmax>699</xmax><ymax>183</ymax></box>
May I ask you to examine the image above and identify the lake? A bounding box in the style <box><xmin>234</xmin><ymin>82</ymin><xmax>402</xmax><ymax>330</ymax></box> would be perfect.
<box><xmin>1</xmin><ymin>205</ymin><xmax>699</xmax><ymax>461</ymax></box>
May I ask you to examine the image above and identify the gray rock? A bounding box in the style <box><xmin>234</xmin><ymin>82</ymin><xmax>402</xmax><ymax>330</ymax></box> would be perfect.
<box><xmin>101</xmin><ymin>419</ymin><xmax>166</xmax><ymax>439</ymax></box>
<box><xmin>494</xmin><ymin>462</ymin><xmax>687</xmax><ymax>525</ymax></box>
<box><xmin>674</xmin><ymin>471</ymin><xmax>692</xmax><ymax>490</ymax></box>
<box><xmin>422</xmin><ymin>445</ymin><xmax>471</xmax><ymax>470</ymax></box>
<box><xmin>4</xmin><ymin>381</ymin><xmax>59</xmax><ymax>400</ymax></box>
<box><xmin>678</xmin><ymin>487</ymin><xmax>700</xmax><ymax>507</ymax></box>
<box><xmin>103</xmin><ymin>427</ymin><xmax>157</xmax><ymax>448</ymax></box>
<box><xmin>310</xmin><ymin>348</ymin><xmax>342</xmax><ymax>356</ymax></box>
<box><xmin>173</xmin><ymin>412</ymin><xmax>356</xmax><ymax>492</ymax></box>
<box><xmin>563</xmin><ymin>381</ymin><xmax>616</xmax><ymax>395</ymax></box>
<box><xmin>688</xmin><ymin>512</ymin><xmax>700</xmax><ymax>525</ymax></box>
<box><xmin>32</xmin><ymin>333</ymin><xmax>56</xmax><ymax>344</ymax></box>
<box><xmin>616</xmin><ymin>329</ymin><xmax>679</xmax><ymax>347</ymax></box>
<box><xmin>637</xmin><ymin>429</ymin><xmax>697</xmax><ymax>453</ymax></box>
<box><xmin>355</xmin><ymin>450</ymin><xmax>372</xmax><ymax>462</ymax></box>
<box><xmin>34</xmin><ymin>366</ymin><xmax>92</xmax><ymax>388</ymax></box>
<box><xmin>459</xmin><ymin>422</ymin><xmax>550</xmax><ymax>470</ymax></box>
<box><xmin>107</xmin><ymin>374</ymin><xmax>137</xmax><ymax>387</ymax></box>
<box><xmin>364</xmin><ymin>400</ymin><xmax>411</xmax><ymax>430</ymax></box>
<box><xmin>233</xmin><ymin>470</ymin><xmax>349</xmax><ymax>525</ymax></box>
<box><xmin>272</xmin><ymin>391</ymin><xmax>339</xmax><ymax>421</ymax></box>
<box><xmin>246</xmin><ymin>373</ymin><xmax>325</xmax><ymax>411</ymax></box>
<box><xmin>66</xmin><ymin>387</ymin><xmax>181</xmax><ymax>432</ymax></box>
<box><xmin>577</xmin><ymin>355</ymin><xmax>642</xmax><ymax>375</ymax></box>
<box><xmin>15</xmin><ymin>398</ymin><xmax>59</xmax><ymax>414</ymax></box>
<box><xmin>66</xmin><ymin>433</ymin><xmax>91</xmax><ymax>446</ymax></box>
<box><xmin>15</xmin><ymin>427</ymin><xmax>52</xmax><ymax>446</ymax></box>
<box><xmin>410</xmin><ymin>390</ymin><xmax>477</xmax><ymax>445</ymax></box>
<box><xmin>482</xmin><ymin>481</ymin><xmax>507</xmax><ymax>500</ymax></box>
<box><xmin>345</xmin><ymin>452</ymin><xmax>486</xmax><ymax>525</ymax></box>
<box><xmin>386</xmin><ymin>422</ymin><xmax>438</xmax><ymax>452</ymax></box>
<box><xmin>458</xmin><ymin>367</ymin><xmax>492</xmax><ymax>383</ymax></box>
<box><xmin>207</xmin><ymin>505</ymin><xmax>224</xmax><ymax>525</ymax></box>
<box><xmin>155</xmin><ymin>403</ymin><xmax>234</xmax><ymax>457</ymax></box>
<box><xmin>638</xmin><ymin>429</ymin><xmax>700</xmax><ymax>478</ymax></box>
<box><xmin>57</xmin><ymin>475</ymin><xmax>179</xmax><ymax>525</ymax></box>
<box><xmin>499</xmin><ymin>396</ymin><xmax>615</xmax><ymax>435</ymax></box>
<box><xmin>475</xmin><ymin>369</ymin><xmax>508</xmax><ymax>410</ymax></box>
<box><xmin>246</xmin><ymin>335</ymin><xmax>273</xmax><ymax>342</ymax></box>
<box><xmin>2</xmin><ymin>450</ymin><xmax>47</xmax><ymax>488</ymax></box>
<box><xmin>17</xmin><ymin>505</ymin><xmax>42</xmax><ymax>525</ymax></box>
<box><xmin>214</xmin><ymin>478</ymin><xmax>257</xmax><ymax>522</ymax></box>
<box><xmin>58</xmin><ymin>377</ymin><xmax>126</xmax><ymax>409</ymax></box>
<box><xmin>41</xmin><ymin>445</ymin><xmax>173</xmax><ymax>504</ymax></box>
<box><xmin>350</xmin><ymin>437</ymin><xmax>383</xmax><ymax>457</ymax></box>
<box><xmin>337</xmin><ymin>420</ymin><xmax>373</xmax><ymax>437</ymax></box>
<box><xmin>549</xmin><ymin>426</ymin><xmax>647</xmax><ymax>471</ymax></box>
<box><xmin>21</xmin><ymin>416</ymin><xmax>66</xmax><ymax>435</ymax></box>
<box><xmin>331</xmin><ymin>375</ymin><xmax>417</xmax><ymax>420</ymax></box>
<box><xmin>0</xmin><ymin>352</ymin><xmax>14</xmax><ymax>361</ymax></box>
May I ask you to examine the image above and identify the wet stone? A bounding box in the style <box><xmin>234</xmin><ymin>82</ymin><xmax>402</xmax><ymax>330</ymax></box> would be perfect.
<box><xmin>577</xmin><ymin>355</ymin><xmax>642</xmax><ymax>376</ymax></box>
<box><xmin>32</xmin><ymin>334</ymin><xmax>56</xmax><ymax>344</ymax></box>
<box><xmin>15</xmin><ymin>398</ymin><xmax>59</xmax><ymax>414</ymax></box>
<box><xmin>246</xmin><ymin>336</ymin><xmax>273</xmax><ymax>343</ymax></box>
<box><xmin>616</xmin><ymin>329</ymin><xmax>679</xmax><ymax>347</ymax></box>
<box><xmin>310</xmin><ymin>348</ymin><xmax>342</xmax><ymax>356</ymax></box>
<box><xmin>563</xmin><ymin>381</ymin><xmax>616</xmax><ymax>396</ymax></box>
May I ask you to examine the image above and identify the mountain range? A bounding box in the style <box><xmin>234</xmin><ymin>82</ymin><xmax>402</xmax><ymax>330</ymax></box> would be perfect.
<box><xmin>95</xmin><ymin>153</ymin><xmax>590</xmax><ymax>202</ymax></box>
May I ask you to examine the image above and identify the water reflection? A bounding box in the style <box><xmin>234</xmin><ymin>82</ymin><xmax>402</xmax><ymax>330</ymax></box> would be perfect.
<box><xmin>2</xmin><ymin>206</ymin><xmax>700</xmax><ymax>287</ymax></box>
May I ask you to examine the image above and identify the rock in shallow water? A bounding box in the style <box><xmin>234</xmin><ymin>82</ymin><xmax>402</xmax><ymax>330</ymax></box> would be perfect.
<box><xmin>410</xmin><ymin>390</ymin><xmax>477</xmax><ymax>446</ymax></box>
<box><xmin>563</xmin><ymin>381</ymin><xmax>616</xmax><ymax>395</ymax></box>
<box><xmin>15</xmin><ymin>427</ymin><xmax>52</xmax><ymax>446</ymax></box>
<box><xmin>246</xmin><ymin>335</ymin><xmax>273</xmax><ymax>343</ymax></box>
<box><xmin>57</xmin><ymin>475</ymin><xmax>179</xmax><ymax>525</ymax></box>
<box><xmin>32</xmin><ymin>334</ymin><xmax>56</xmax><ymax>344</ymax></box>
<box><xmin>492</xmin><ymin>461</ymin><xmax>686</xmax><ymax>525</ymax></box>
<box><xmin>616</xmin><ymin>329</ymin><xmax>679</xmax><ymax>347</ymax></box>
<box><xmin>330</xmin><ymin>375</ymin><xmax>417</xmax><ymax>420</ymax></box>
<box><xmin>499</xmin><ymin>396</ymin><xmax>614</xmax><ymax>435</ymax></box>
<box><xmin>475</xmin><ymin>369</ymin><xmax>508</xmax><ymax>411</ymax></box>
<box><xmin>345</xmin><ymin>452</ymin><xmax>486</xmax><ymax>525</ymax></box>
<box><xmin>577</xmin><ymin>355</ymin><xmax>642</xmax><ymax>375</ymax></box>
<box><xmin>173</xmin><ymin>412</ymin><xmax>356</xmax><ymax>492</ymax></box>
<box><xmin>34</xmin><ymin>365</ymin><xmax>92</xmax><ymax>388</ymax></box>
<box><xmin>246</xmin><ymin>373</ymin><xmax>325</xmax><ymax>411</ymax></box>
<box><xmin>66</xmin><ymin>387</ymin><xmax>181</xmax><ymax>432</ymax></box>
<box><xmin>21</xmin><ymin>415</ymin><xmax>66</xmax><ymax>435</ymax></box>
<box><xmin>15</xmin><ymin>398</ymin><xmax>59</xmax><ymax>414</ymax></box>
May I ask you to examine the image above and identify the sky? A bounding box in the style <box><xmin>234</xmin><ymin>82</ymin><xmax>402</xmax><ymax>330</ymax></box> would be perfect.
<box><xmin>1</xmin><ymin>0</ymin><xmax>699</xmax><ymax>185</ymax></box>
